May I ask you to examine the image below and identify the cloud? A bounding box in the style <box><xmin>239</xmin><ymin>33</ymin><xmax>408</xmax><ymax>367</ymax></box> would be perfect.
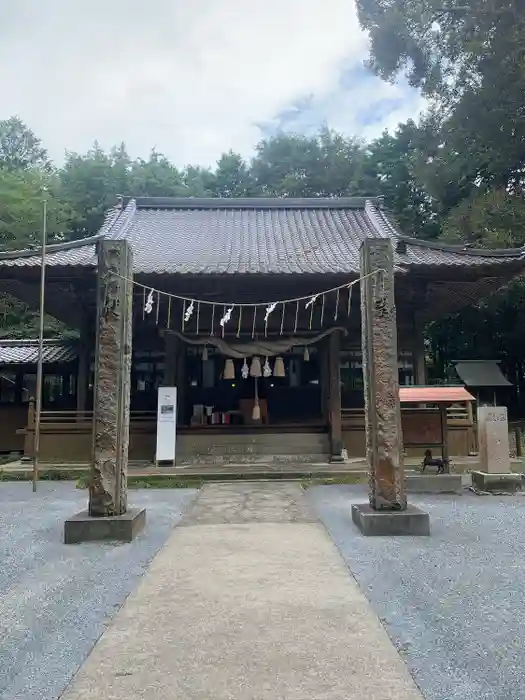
<box><xmin>0</xmin><ymin>0</ymin><xmax>423</xmax><ymax>167</ymax></box>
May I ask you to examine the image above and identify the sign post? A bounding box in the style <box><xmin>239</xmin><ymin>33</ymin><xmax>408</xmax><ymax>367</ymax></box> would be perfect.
<box><xmin>156</xmin><ymin>386</ymin><xmax>177</xmax><ymax>465</ymax></box>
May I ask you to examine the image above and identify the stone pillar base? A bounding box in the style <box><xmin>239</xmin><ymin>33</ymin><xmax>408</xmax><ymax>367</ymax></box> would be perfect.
<box><xmin>471</xmin><ymin>471</ymin><xmax>523</xmax><ymax>493</ymax></box>
<box><xmin>351</xmin><ymin>503</ymin><xmax>430</xmax><ymax>536</ymax></box>
<box><xmin>64</xmin><ymin>508</ymin><xmax>146</xmax><ymax>544</ymax></box>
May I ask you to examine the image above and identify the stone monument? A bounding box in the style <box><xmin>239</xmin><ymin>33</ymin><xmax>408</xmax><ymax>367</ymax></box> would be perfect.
<box><xmin>351</xmin><ymin>238</ymin><xmax>430</xmax><ymax>535</ymax></box>
<box><xmin>472</xmin><ymin>406</ymin><xmax>521</xmax><ymax>492</ymax></box>
<box><xmin>64</xmin><ymin>240</ymin><xmax>146</xmax><ymax>543</ymax></box>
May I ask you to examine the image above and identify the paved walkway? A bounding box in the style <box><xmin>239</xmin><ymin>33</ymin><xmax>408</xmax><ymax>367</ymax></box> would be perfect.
<box><xmin>60</xmin><ymin>482</ymin><xmax>423</xmax><ymax>700</ymax></box>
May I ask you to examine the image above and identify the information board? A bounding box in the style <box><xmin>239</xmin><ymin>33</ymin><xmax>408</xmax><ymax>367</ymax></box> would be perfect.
<box><xmin>156</xmin><ymin>386</ymin><xmax>177</xmax><ymax>463</ymax></box>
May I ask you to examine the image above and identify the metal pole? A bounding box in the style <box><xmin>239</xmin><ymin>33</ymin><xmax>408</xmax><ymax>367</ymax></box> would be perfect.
<box><xmin>32</xmin><ymin>197</ymin><xmax>47</xmax><ymax>492</ymax></box>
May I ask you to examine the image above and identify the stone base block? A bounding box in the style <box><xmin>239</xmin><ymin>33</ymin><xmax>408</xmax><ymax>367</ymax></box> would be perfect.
<box><xmin>471</xmin><ymin>471</ymin><xmax>523</xmax><ymax>493</ymax></box>
<box><xmin>64</xmin><ymin>507</ymin><xmax>146</xmax><ymax>544</ymax></box>
<box><xmin>406</xmin><ymin>473</ymin><xmax>463</xmax><ymax>494</ymax></box>
<box><xmin>351</xmin><ymin>503</ymin><xmax>430</xmax><ymax>536</ymax></box>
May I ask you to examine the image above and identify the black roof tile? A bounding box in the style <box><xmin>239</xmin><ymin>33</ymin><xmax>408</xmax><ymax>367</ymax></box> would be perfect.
<box><xmin>1</xmin><ymin>197</ymin><xmax>523</xmax><ymax>275</ymax></box>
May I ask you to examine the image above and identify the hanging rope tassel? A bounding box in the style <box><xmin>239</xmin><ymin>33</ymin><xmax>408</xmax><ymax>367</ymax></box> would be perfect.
<box><xmin>347</xmin><ymin>284</ymin><xmax>353</xmax><ymax>316</ymax></box>
<box><xmin>155</xmin><ymin>291</ymin><xmax>160</xmax><ymax>325</ymax></box>
<box><xmin>182</xmin><ymin>299</ymin><xmax>186</xmax><ymax>331</ymax></box>
<box><xmin>210</xmin><ymin>304</ymin><xmax>216</xmax><ymax>336</ymax></box>
<box><xmin>252</xmin><ymin>306</ymin><xmax>257</xmax><ymax>339</ymax></box>
<box><xmin>334</xmin><ymin>288</ymin><xmax>339</xmax><ymax>321</ymax></box>
<box><xmin>196</xmin><ymin>301</ymin><xmax>200</xmax><ymax>335</ymax></box>
<box><xmin>320</xmin><ymin>293</ymin><xmax>325</xmax><ymax>327</ymax></box>
<box><xmin>280</xmin><ymin>302</ymin><xmax>286</xmax><ymax>335</ymax></box>
<box><xmin>167</xmin><ymin>297</ymin><xmax>171</xmax><ymax>329</ymax></box>
<box><xmin>293</xmin><ymin>300</ymin><xmax>299</xmax><ymax>334</ymax></box>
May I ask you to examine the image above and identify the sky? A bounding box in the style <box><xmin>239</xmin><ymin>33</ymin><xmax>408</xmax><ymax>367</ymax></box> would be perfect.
<box><xmin>0</xmin><ymin>0</ymin><xmax>425</xmax><ymax>168</ymax></box>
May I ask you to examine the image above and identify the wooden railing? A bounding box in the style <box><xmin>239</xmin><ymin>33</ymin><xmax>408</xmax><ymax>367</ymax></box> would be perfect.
<box><xmin>38</xmin><ymin>409</ymin><xmax>156</xmax><ymax>424</ymax></box>
<box><xmin>341</xmin><ymin>405</ymin><xmax>471</xmax><ymax>424</ymax></box>
<box><xmin>21</xmin><ymin>402</ymin><xmax>157</xmax><ymax>462</ymax></box>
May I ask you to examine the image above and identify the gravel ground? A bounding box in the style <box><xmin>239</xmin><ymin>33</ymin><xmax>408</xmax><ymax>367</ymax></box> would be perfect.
<box><xmin>0</xmin><ymin>482</ymin><xmax>197</xmax><ymax>700</ymax></box>
<box><xmin>308</xmin><ymin>484</ymin><xmax>525</xmax><ymax>700</ymax></box>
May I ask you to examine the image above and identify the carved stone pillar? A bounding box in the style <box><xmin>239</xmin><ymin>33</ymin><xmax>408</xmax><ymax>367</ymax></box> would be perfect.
<box><xmin>89</xmin><ymin>240</ymin><xmax>133</xmax><ymax>517</ymax></box>
<box><xmin>360</xmin><ymin>239</ymin><xmax>405</xmax><ymax>510</ymax></box>
<box><xmin>352</xmin><ymin>238</ymin><xmax>430</xmax><ymax>535</ymax></box>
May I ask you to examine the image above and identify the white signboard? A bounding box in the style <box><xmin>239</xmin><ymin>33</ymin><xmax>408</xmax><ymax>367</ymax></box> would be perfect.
<box><xmin>156</xmin><ymin>386</ymin><xmax>177</xmax><ymax>463</ymax></box>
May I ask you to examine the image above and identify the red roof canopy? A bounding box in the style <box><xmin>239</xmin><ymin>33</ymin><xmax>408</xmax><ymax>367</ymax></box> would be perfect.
<box><xmin>399</xmin><ymin>386</ymin><xmax>475</xmax><ymax>404</ymax></box>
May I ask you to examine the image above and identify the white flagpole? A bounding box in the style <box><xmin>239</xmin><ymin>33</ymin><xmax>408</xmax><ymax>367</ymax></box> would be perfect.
<box><xmin>32</xmin><ymin>193</ymin><xmax>47</xmax><ymax>493</ymax></box>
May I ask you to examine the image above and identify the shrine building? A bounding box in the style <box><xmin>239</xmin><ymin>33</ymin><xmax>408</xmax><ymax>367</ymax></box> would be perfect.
<box><xmin>0</xmin><ymin>196</ymin><xmax>523</xmax><ymax>465</ymax></box>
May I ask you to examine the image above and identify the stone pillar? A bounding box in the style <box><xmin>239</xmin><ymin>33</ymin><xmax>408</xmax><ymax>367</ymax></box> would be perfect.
<box><xmin>472</xmin><ymin>406</ymin><xmax>521</xmax><ymax>492</ymax></box>
<box><xmin>351</xmin><ymin>238</ymin><xmax>430</xmax><ymax>535</ymax></box>
<box><xmin>477</xmin><ymin>406</ymin><xmax>510</xmax><ymax>473</ymax></box>
<box><xmin>360</xmin><ymin>239</ymin><xmax>406</xmax><ymax>510</ymax></box>
<box><xmin>327</xmin><ymin>331</ymin><xmax>343</xmax><ymax>461</ymax></box>
<box><xmin>89</xmin><ymin>240</ymin><xmax>133</xmax><ymax>517</ymax></box>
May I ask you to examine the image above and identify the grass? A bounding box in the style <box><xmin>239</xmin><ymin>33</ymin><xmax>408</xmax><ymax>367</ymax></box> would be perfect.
<box><xmin>0</xmin><ymin>468</ymin><xmax>88</xmax><ymax>482</ymax></box>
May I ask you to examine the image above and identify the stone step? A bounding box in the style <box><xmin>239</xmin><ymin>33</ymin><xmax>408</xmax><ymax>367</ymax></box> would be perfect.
<box><xmin>176</xmin><ymin>444</ymin><xmax>329</xmax><ymax>457</ymax></box>
<box><xmin>177</xmin><ymin>433</ymin><xmax>328</xmax><ymax>447</ymax></box>
<box><xmin>176</xmin><ymin>453</ymin><xmax>330</xmax><ymax>466</ymax></box>
<box><xmin>177</xmin><ymin>434</ymin><xmax>329</xmax><ymax>458</ymax></box>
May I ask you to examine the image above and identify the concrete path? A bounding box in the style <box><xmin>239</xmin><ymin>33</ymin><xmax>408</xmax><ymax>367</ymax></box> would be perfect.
<box><xmin>60</xmin><ymin>483</ymin><xmax>424</xmax><ymax>700</ymax></box>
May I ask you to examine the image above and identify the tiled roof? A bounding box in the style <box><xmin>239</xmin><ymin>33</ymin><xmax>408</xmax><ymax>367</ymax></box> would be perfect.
<box><xmin>1</xmin><ymin>197</ymin><xmax>524</xmax><ymax>275</ymax></box>
<box><xmin>454</xmin><ymin>360</ymin><xmax>512</xmax><ymax>387</ymax></box>
<box><xmin>0</xmin><ymin>339</ymin><xmax>77</xmax><ymax>365</ymax></box>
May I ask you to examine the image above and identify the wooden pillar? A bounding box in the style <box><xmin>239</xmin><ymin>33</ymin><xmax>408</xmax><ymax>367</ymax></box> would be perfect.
<box><xmin>176</xmin><ymin>343</ymin><xmax>187</xmax><ymax>426</ymax></box>
<box><xmin>89</xmin><ymin>240</ymin><xmax>133</xmax><ymax>517</ymax></box>
<box><xmin>163</xmin><ymin>332</ymin><xmax>177</xmax><ymax>386</ymax></box>
<box><xmin>413</xmin><ymin>315</ymin><xmax>426</xmax><ymax>385</ymax></box>
<box><xmin>360</xmin><ymin>239</ymin><xmax>406</xmax><ymax>511</ymax></box>
<box><xmin>320</xmin><ymin>340</ymin><xmax>329</xmax><ymax>423</ymax></box>
<box><xmin>22</xmin><ymin>398</ymin><xmax>36</xmax><ymax>462</ymax></box>
<box><xmin>76</xmin><ymin>321</ymin><xmax>91</xmax><ymax>414</ymax></box>
<box><xmin>439</xmin><ymin>404</ymin><xmax>449</xmax><ymax>462</ymax></box>
<box><xmin>327</xmin><ymin>331</ymin><xmax>343</xmax><ymax>461</ymax></box>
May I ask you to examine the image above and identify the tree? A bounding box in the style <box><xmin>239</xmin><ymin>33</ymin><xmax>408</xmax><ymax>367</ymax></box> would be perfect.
<box><xmin>129</xmin><ymin>150</ymin><xmax>186</xmax><ymax>198</ymax></box>
<box><xmin>59</xmin><ymin>143</ymin><xmax>131</xmax><ymax>236</ymax></box>
<box><xmin>0</xmin><ymin>116</ymin><xmax>50</xmax><ymax>171</ymax></box>
<box><xmin>355</xmin><ymin>1</ymin><xmax>525</xmax><ymax>195</ymax></box>
<box><xmin>212</xmin><ymin>152</ymin><xmax>255</xmax><ymax>197</ymax></box>
<box><xmin>442</xmin><ymin>189</ymin><xmax>525</xmax><ymax>248</ymax></box>
<box><xmin>0</xmin><ymin>168</ymin><xmax>75</xmax><ymax>249</ymax></box>
<box><xmin>251</xmin><ymin>129</ymin><xmax>368</xmax><ymax>197</ymax></box>
<box><xmin>180</xmin><ymin>165</ymin><xmax>217</xmax><ymax>197</ymax></box>
<box><xmin>364</xmin><ymin>121</ymin><xmax>441</xmax><ymax>238</ymax></box>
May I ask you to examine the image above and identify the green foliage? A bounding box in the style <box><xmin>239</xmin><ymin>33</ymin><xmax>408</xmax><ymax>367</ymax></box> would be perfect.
<box><xmin>365</xmin><ymin>121</ymin><xmax>441</xmax><ymax>238</ymax></box>
<box><xmin>251</xmin><ymin>129</ymin><xmax>368</xmax><ymax>197</ymax></box>
<box><xmin>59</xmin><ymin>143</ymin><xmax>132</xmax><ymax>237</ymax></box>
<box><xmin>442</xmin><ymin>190</ymin><xmax>525</xmax><ymax>248</ymax></box>
<box><xmin>356</xmin><ymin>0</ymin><xmax>525</xmax><ymax>197</ymax></box>
<box><xmin>0</xmin><ymin>168</ymin><xmax>76</xmax><ymax>249</ymax></box>
<box><xmin>213</xmin><ymin>152</ymin><xmax>254</xmax><ymax>197</ymax></box>
<box><xmin>0</xmin><ymin>116</ymin><xmax>49</xmax><ymax>171</ymax></box>
<box><xmin>355</xmin><ymin>0</ymin><xmax>525</xmax><ymax>396</ymax></box>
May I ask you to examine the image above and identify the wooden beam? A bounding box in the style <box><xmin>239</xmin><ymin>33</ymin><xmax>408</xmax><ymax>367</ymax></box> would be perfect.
<box><xmin>327</xmin><ymin>331</ymin><xmax>343</xmax><ymax>461</ymax></box>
